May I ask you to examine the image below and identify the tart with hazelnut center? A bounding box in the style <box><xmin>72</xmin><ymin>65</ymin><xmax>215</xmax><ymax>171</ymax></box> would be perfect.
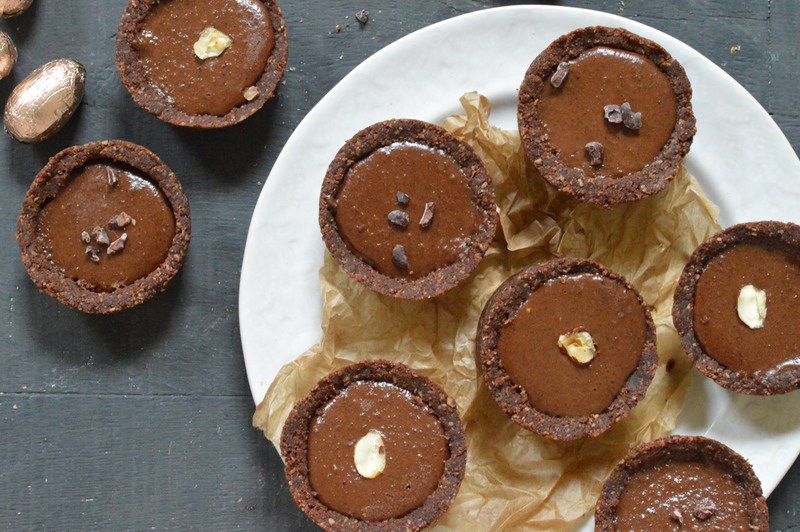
<box><xmin>595</xmin><ymin>435</ymin><xmax>768</xmax><ymax>531</ymax></box>
<box><xmin>518</xmin><ymin>26</ymin><xmax>695</xmax><ymax>207</ymax></box>
<box><xmin>477</xmin><ymin>258</ymin><xmax>657</xmax><ymax>440</ymax></box>
<box><xmin>116</xmin><ymin>0</ymin><xmax>287</xmax><ymax>128</ymax></box>
<box><xmin>280</xmin><ymin>360</ymin><xmax>467</xmax><ymax>531</ymax></box>
<box><xmin>673</xmin><ymin>221</ymin><xmax>800</xmax><ymax>395</ymax></box>
<box><xmin>320</xmin><ymin>119</ymin><xmax>498</xmax><ymax>300</ymax></box>
<box><xmin>17</xmin><ymin>140</ymin><xmax>190</xmax><ymax>314</ymax></box>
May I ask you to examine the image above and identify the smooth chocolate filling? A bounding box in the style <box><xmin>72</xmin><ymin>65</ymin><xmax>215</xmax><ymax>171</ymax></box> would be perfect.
<box><xmin>334</xmin><ymin>142</ymin><xmax>482</xmax><ymax>279</ymax></box>
<box><xmin>497</xmin><ymin>273</ymin><xmax>647</xmax><ymax>417</ymax></box>
<box><xmin>136</xmin><ymin>0</ymin><xmax>274</xmax><ymax>116</ymax></box>
<box><xmin>614</xmin><ymin>457</ymin><xmax>752</xmax><ymax>531</ymax></box>
<box><xmin>39</xmin><ymin>162</ymin><xmax>176</xmax><ymax>292</ymax></box>
<box><xmin>538</xmin><ymin>46</ymin><xmax>677</xmax><ymax>178</ymax></box>
<box><xmin>307</xmin><ymin>381</ymin><xmax>449</xmax><ymax>522</ymax></box>
<box><xmin>694</xmin><ymin>242</ymin><xmax>800</xmax><ymax>376</ymax></box>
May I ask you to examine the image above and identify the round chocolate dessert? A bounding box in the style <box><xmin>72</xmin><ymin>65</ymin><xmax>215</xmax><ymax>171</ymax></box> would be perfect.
<box><xmin>477</xmin><ymin>258</ymin><xmax>657</xmax><ymax>440</ymax></box>
<box><xmin>17</xmin><ymin>141</ymin><xmax>191</xmax><ymax>314</ymax></box>
<box><xmin>116</xmin><ymin>0</ymin><xmax>287</xmax><ymax>128</ymax></box>
<box><xmin>518</xmin><ymin>26</ymin><xmax>695</xmax><ymax>207</ymax></box>
<box><xmin>320</xmin><ymin>119</ymin><xmax>498</xmax><ymax>300</ymax></box>
<box><xmin>281</xmin><ymin>360</ymin><xmax>467</xmax><ymax>531</ymax></box>
<box><xmin>674</xmin><ymin>221</ymin><xmax>800</xmax><ymax>395</ymax></box>
<box><xmin>595</xmin><ymin>435</ymin><xmax>769</xmax><ymax>531</ymax></box>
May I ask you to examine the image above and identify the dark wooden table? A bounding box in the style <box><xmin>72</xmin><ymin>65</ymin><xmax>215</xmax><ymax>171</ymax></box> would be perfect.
<box><xmin>1</xmin><ymin>1</ymin><xmax>797</xmax><ymax>530</ymax></box>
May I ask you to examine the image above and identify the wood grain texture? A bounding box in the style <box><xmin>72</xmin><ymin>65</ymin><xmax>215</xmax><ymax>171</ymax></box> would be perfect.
<box><xmin>0</xmin><ymin>1</ymin><xmax>796</xmax><ymax>530</ymax></box>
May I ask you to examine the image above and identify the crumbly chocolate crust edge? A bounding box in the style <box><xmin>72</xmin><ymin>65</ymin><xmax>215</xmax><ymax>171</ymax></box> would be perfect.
<box><xmin>279</xmin><ymin>360</ymin><xmax>468</xmax><ymax>532</ymax></box>
<box><xmin>476</xmin><ymin>258</ymin><xmax>658</xmax><ymax>441</ymax></box>
<box><xmin>115</xmin><ymin>0</ymin><xmax>288</xmax><ymax>129</ymax></box>
<box><xmin>594</xmin><ymin>435</ymin><xmax>769</xmax><ymax>531</ymax></box>
<box><xmin>518</xmin><ymin>25</ymin><xmax>696</xmax><ymax>208</ymax></box>
<box><xmin>16</xmin><ymin>140</ymin><xmax>192</xmax><ymax>314</ymax></box>
<box><xmin>319</xmin><ymin>118</ymin><xmax>499</xmax><ymax>300</ymax></box>
<box><xmin>672</xmin><ymin>221</ymin><xmax>800</xmax><ymax>395</ymax></box>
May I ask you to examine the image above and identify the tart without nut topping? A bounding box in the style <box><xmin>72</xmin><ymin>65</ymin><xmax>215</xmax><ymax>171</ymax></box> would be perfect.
<box><xmin>595</xmin><ymin>435</ymin><xmax>768</xmax><ymax>531</ymax></box>
<box><xmin>17</xmin><ymin>140</ymin><xmax>191</xmax><ymax>314</ymax></box>
<box><xmin>518</xmin><ymin>26</ymin><xmax>695</xmax><ymax>207</ymax></box>
<box><xmin>320</xmin><ymin>119</ymin><xmax>498</xmax><ymax>300</ymax></box>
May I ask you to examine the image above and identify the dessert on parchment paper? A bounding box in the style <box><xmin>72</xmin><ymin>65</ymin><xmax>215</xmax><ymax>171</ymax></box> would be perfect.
<box><xmin>518</xmin><ymin>26</ymin><xmax>695</xmax><ymax>207</ymax></box>
<box><xmin>255</xmin><ymin>93</ymin><xmax>721</xmax><ymax>529</ymax></box>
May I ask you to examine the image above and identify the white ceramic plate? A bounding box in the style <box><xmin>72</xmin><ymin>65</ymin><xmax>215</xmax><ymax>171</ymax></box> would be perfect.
<box><xmin>239</xmin><ymin>3</ymin><xmax>800</xmax><ymax>512</ymax></box>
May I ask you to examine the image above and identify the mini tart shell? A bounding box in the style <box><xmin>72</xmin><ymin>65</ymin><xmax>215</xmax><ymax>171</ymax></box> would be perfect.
<box><xmin>17</xmin><ymin>140</ymin><xmax>191</xmax><ymax>314</ymax></box>
<box><xmin>280</xmin><ymin>360</ymin><xmax>467</xmax><ymax>532</ymax></box>
<box><xmin>595</xmin><ymin>435</ymin><xmax>769</xmax><ymax>531</ymax></box>
<box><xmin>477</xmin><ymin>258</ymin><xmax>658</xmax><ymax>441</ymax></box>
<box><xmin>673</xmin><ymin>221</ymin><xmax>800</xmax><ymax>395</ymax></box>
<box><xmin>320</xmin><ymin>119</ymin><xmax>498</xmax><ymax>300</ymax></box>
<box><xmin>518</xmin><ymin>26</ymin><xmax>696</xmax><ymax>208</ymax></box>
<box><xmin>115</xmin><ymin>0</ymin><xmax>288</xmax><ymax>129</ymax></box>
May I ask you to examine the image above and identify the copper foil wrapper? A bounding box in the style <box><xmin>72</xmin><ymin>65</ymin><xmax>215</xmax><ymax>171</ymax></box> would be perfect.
<box><xmin>4</xmin><ymin>58</ymin><xmax>86</xmax><ymax>143</ymax></box>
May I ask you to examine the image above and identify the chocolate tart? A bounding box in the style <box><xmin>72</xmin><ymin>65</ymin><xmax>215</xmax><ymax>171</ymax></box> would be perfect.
<box><xmin>673</xmin><ymin>221</ymin><xmax>800</xmax><ymax>395</ymax></box>
<box><xmin>518</xmin><ymin>26</ymin><xmax>695</xmax><ymax>207</ymax></box>
<box><xmin>320</xmin><ymin>119</ymin><xmax>498</xmax><ymax>300</ymax></box>
<box><xmin>17</xmin><ymin>140</ymin><xmax>191</xmax><ymax>314</ymax></box>
<box><xmin>595</xmin><ymin>435</ymin><xmax>769</xmax><ymax>531</ymax></box>
<box><xmin>280</xmin><ymin>360</ymin><xmax>467</xmax><ymax>531</ymax></box>
<box><xmin>477</xmin><ymin>258</ymin><xmax>658</xmax><ymax>440</ymax></box>
<box><xmin>116</xmin><ymin>0</ymin><xmax>287</xmax><ymax>128</ymax></box>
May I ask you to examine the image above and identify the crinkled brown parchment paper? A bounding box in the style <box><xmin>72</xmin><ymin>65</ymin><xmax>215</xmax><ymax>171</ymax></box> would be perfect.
<box><xmin>253</xmin><ymin>93</ymin><xmax>721</xmax><ymax>530</ymax></box>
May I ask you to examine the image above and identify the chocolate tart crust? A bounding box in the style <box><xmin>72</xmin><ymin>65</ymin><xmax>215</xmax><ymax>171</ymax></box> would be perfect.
<box><xmin>17</xmin><ymin>140</ymin><xmax>191</xmax><ymax>314</ymax></box>
<box><xmin>595</xmin><ymin>435</ymin><xmax>769</xmax><ymax>531</ymax></box>
<box><xmin>477</xmin><ymin>258</ymin><xmax>658</xmax><ymax>441</ymax></box>
<box><xmin>115</xmin><ymin>0</ymin><xmax>288</xmax><ymax>129</ymax></box>
<box><xmin>673</xmin><ymin>221</ymin><xmax>800</xmax><ymax>395</ymax></box>
<box><xmin>280</xmin><ymin>360</ymin><xmax>467</xmax><ymax>532</ymax></box>
<box><xmin>518</xmin><ymin>26</ymin><xmax>696</xmax><ymax>208</ymax></box>
<box><xmin>320</xmin><ymin>119</ymin><xmax>498</xmax><ymax>300</ymax></box>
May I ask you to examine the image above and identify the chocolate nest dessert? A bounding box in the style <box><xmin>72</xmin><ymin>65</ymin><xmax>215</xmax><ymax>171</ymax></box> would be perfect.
<box><xmin>17</xmin><ymin>140</ymin><xmax>191</xmax><ymax>314</ymax></box>
<box><xmin>518</xmin><ymin>26</ymin><xmax>695</xmax><ymax>207</ymax></box>
<box><xmin>319</xmin><ymin>119</ymin><xmax>498</xmax><ymax>300</ymax></box>
<box><xmin>673</xmin><ymin>221</ymin><xmax>800</xmax><ymax>395</ymax></box>
<box><xmin>477</xmin><ymin>258</ymin><xmax>658</xmax><ymax>440</ymax></box>
<box><xmin>595</xmin><ymin>435</ymin><xmax>769</xmax><ymax>531</ymax></box>
<box><xmin>280</xmin><ymin>360</ymin><xmax>467</xmax><ymax>531</ymax></box>
<box><xmin>116</xmin><ymin>0</ymin><xmax>288</xmax><ymax>128</ymax></box>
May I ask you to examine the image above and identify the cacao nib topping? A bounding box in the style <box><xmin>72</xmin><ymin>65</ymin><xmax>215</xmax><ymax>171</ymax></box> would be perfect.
<box><xmin>109</xmin><ymin>211</ymin><xmax>134</xmax><ymax>229</ymax></box>
<box><xmin>419</xmin><ymin>202</ymin><xmax>436</xmax><ymax>229</ymax></box>
<box><xmin>392</xmin><ymin>244</ymin><xmax>409</xmax><ymax>270</ymax></box>
<box><xmin>585</xmin><ymin>141</ymin><xmax>604</xmax><ymax>167</ymax></box>
<box><xmin>621</xmin><ymin>102</ymin><xmax>643</xmax><ymax>130</ymax></box>
<box><xmin>387</xmin><ymin>209</ymin><xmax>410</xmax><ymax>229</ymax></box>
<box><xmin>106</xmin><ymin>166</ymin><xmax>119</xmax><ymax>187</ymax></box>
<box><xmin>107</xmin><ymin>233</ymin><xmax>128</xmax><ymax>255</ymax></box>
<box><xmin>91</xmin><ymin>226</ymin><xmax>110</xmax><ymax>246</ymax></box>
<box><xmin>85</xmin><ymin>246</ymin><xmax>100</xmax><ymax>263</ymax></box>
<box><xmin>550</xmin><ymin>62</ymin><xmax>570</xmax><ymax>88</ymax></box>
<box><xmin>396</xmin><ymin>191</ymin><xmax>410</xmax><ymax>206</ymax></box>
<box><xmin>693</xmin><ymin>502</ymin><xmax>718</xmax><ymax>521</ymax></box>
<box><xmin>603</xmin><ymin>104</ymin><xmax>623</xmax><ymax>124</ymax></box>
